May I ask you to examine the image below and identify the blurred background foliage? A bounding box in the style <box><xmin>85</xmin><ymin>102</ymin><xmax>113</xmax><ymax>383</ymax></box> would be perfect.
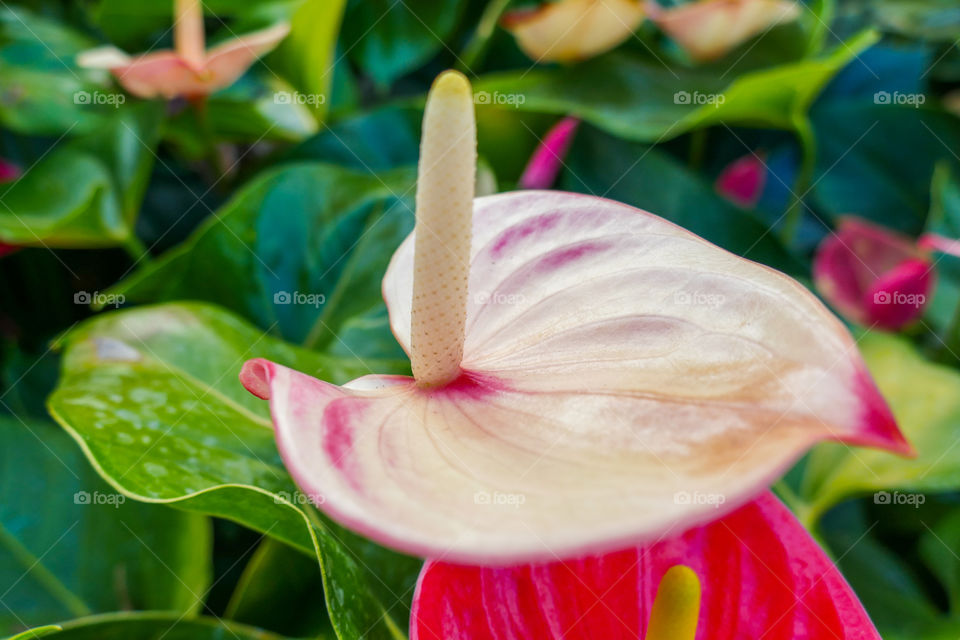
<box><xmin>1</xmin><ymin>0</ymin><xmax>960</xmax><ymax>638</ymax></box>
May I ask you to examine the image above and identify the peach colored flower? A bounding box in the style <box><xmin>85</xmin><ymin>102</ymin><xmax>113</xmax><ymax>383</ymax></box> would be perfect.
<box><xmin>77</xmin><ymin>0</ymin><xmax>289</xmax><ymax>99</ymax></box>
<box><xmin>502</xmin><ymin>0</ymin><xmax>646</xmax><ymax>63</ymax></box>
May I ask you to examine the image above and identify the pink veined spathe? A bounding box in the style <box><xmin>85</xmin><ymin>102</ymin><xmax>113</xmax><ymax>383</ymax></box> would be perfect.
<box><xmin>240</xmin><ymin>189</ymin><xmax>910</xmax><ymax>564</ymax></box>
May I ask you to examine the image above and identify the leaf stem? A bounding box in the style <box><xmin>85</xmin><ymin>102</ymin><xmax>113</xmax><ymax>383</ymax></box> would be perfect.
<box><xmin>459</xmin><ymin>0</ymin><xmax>513</xmax><ymax>72</ymax></box>
<box><xmin>0</xmin><ymin>522</ymin><xmax>91</xmax><ymax>618</ymax></box>
<box><xmin>781</xmin><ymin>117</ymin><xmax>816</xmax><ymax>245</ymax></box>
<box><xmin>121</xmin><ymin>234</ymin><xmax>151</xmax><ymax>265</ymax></box>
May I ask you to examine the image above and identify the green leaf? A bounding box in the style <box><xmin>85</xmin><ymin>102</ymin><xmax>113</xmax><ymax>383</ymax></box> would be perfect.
<box><xmin>920</xmin><ymin>509</ymin><xmax>960</xmax><ymax>614</ymax></box>
<box><xmin>474</xmin><ymin>31</ymin><xmax>878</xmax><ymax>144</ymax></box>
<box><xmin>811</xmin><ymin>103</ymin><xmax>960</xmax><ymax>235</ymax></box>
<box><xmin>0</xmin><ymin>417</ymin><xmax>211</xmax><ymax>635</ymax></box>
<box><xmin>340</xmin><ymin>0</ymin><xmax>466</xmax><ymax>87</ymax></box>
<box><xmin>559</xmin><ymin>125</ymin><xmax>801</xmax><ymax>273</ymax></box>
<box><xmin>801</xmin><ymin>332</ymin><xmax>960</xmax><ymax>520</ymax></box>
<box><xmin>0</xmin><ymin>103</ymin><xmax>162</xmax><ymax>249</ymax></box>
<box><xmin>0</xmin><ymin>6</ymin><xmax>115</xmax><ymax>136</ymax></box>
<box><xmin>47</xmin><ymin>302</ymin><xmax>419</xmax><ymax>640</ymax></box>
<box><xmin>107</xmin><ymin>163</ymin><xmax>417</xmax><ymax>354</ymax></box>
<box><xmin>6</xmin><ymin>612</ymin><xmax>297</xmax><ymax>640</ymax></box>
<box><xmin>271</xmin><ymin>0</ymin><xmax>347</xmax><ymax>122</ymax></box>
<box><xmin>4</xmin><ymin>625</ymin><xmax>62</xmax><ymax>640</ymax></box>
<box><xmin>817</xmin><ymin>500</ymin><xmax>942</xmax><ymax>634</ymax></box>
<box><xmin>225</xmin><ymin>538</ymin><xmax>333</xmax><ymax>637</ymax></box>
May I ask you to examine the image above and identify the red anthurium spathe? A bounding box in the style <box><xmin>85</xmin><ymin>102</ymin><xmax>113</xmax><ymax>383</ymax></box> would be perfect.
<box><xmin>813</xmin><ymin>217</ymin><xmax>937</xmax><ymax>330</ymax></box>
<box><xmin>412</xmin><ymin>492</ymin><xmax>882</xmax><ymax>640</ymax></box>
<box><xmin>715</xmin><ymin>153</ymin><xmax>766</xmax><ymax>208</ymax></box>
<box><xmin>502</xmin><ymin>0</ymin><xmax>646</xmax><ymax>63</ymax></box>
<box><xmin>77</xmin><ymin>0</ymin><xmax>289</xmax><ymax>99</ymax></box>
<box><xmin>240</xmin><ymin>70</ymin><xmax>909</xmax><ymax>564</ymax></box>
<box><xmin>647</xmin><ymin>0</ymin><xmax>801</xmax><ymax>62</ymax></box>
<box><xmin>518</xmin><ymin>117</ymin><xmax>580</xmax><ymax>190</ymax></box>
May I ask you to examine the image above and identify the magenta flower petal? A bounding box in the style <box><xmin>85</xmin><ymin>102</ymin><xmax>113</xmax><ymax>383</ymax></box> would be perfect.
<box><xmin>714</xmin><ymin>153</ymin><xmax>765</xmax><ymax>208</ymax></box>
<box><xmin>411</xmin><ymin>492</ymin><xmax>881</xmax><ymax>639</ymax></box>
<box><xmin>814</xmin><ymin>217</ymin><xmax>934</xmax><ymax>330</ymax></box>
<box><xmin>519</xmin><ymin>117</ymin><xmax>580</xmax><ymax>190</ymax></box>
<box><xmin>241</xmin><ymin>189</ymin><xmax>909</xmax><ymax>563</ymax></box>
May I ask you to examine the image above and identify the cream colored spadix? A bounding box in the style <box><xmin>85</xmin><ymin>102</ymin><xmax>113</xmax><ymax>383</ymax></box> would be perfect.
<box><xmin>410</xmin><ymin>71</ymin><xmax>476</xmax><ymax>386</ymax></box>
<box><xmin>175</xmin><ymin>0</ymin><xmax>206</xmax><ymax>70</ymax></box>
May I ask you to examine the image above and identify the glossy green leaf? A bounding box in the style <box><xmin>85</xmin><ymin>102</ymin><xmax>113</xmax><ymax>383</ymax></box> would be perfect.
<box><xmin>107</xmin><ymin>163</ymin><xmax>416</xmax><ymax>354</ymax></box>
<box><xmin>559</xmin><ymin>125</ymin><xmax>801</xmax><ymax>273</ymax></box>
<box><xmin>474</xmin><ymin>31</ymin><xmax>878</xmax><ymax>143</ymax></box>
<box><xmin>340</xmin><ymin>0</ymin><xmax>466</xmax><ymax>87</ymax></box>
<box><xmin>48</xmin><ymin>302</ymin><xmax>419</xmax><ymax>640</ymax></box>
<box><xmin>7</xmin><ymin>612</ymin><xmax>295</xmax><ymax>640</ymax></box>
<box><xmin>801</xmin><ymin>332</ymin><xmax>960</xmax><ymax>520</ymax></box>
<box><xmin>0</xmin><ymin>417</ymin><xmax>211</xmax><ymax>636</ymax></box>
<box><xmin>0</xmin><ymin>103</ymin><xmax>161</xmax><ymax>249</ymax></box>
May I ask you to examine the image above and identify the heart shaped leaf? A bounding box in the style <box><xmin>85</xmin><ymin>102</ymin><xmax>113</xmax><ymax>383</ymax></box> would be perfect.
<box><xmin>47</xmin><ymin>302</ymin><xmax>418</xmax><ymax>640</ymax></box>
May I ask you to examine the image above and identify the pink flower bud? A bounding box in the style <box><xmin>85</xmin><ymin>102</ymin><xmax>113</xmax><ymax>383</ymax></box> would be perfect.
<box><xmin>814</xmin><ymin>217</ymin><xmax>935</xmax><ymax>330</ymax></box>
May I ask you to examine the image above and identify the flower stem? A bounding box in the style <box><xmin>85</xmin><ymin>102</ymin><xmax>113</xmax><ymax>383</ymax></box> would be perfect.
<box><xmin>410</xmin><ymin>71</ymin><xmax>476</xmax><ymax>387</ymax></box>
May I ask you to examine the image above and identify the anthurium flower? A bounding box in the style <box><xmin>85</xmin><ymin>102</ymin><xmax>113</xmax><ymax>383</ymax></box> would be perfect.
<box><xmin>813</xmin><ymin>217</ymin><xmax>937</xmax><ymax>330</ymax></box>
<box><xmin>502</xmin><ymin>0</ymin><xmax>646</xmax><ymax>62</ymax></box>
<box><xmin>714</xmin><ymin>153</ymin><xmax>765</xmax><ymax>208</ymax></box>
<box><xmin>76</xmin><ymin>0</ymin><xmax>289</xmax><ymax>99</ymax></box>
<box><xmin>518</xmin><ymin>116</ymin><xmax>579</xmax><ymax>189</ymax></box>
<box><xmin>240</xmin><ymin>70</ymin><xmax>909</xmax><ymax>564</ymax></box>
<box><xmin>412</xmin><ymin>492</ymin><xmax>882</xmax><ymax>639</ymax></box>
<box><xmin>647</xmin><ymin>0</ymin><xmax>801</xmax><ymax>62</ymax></box>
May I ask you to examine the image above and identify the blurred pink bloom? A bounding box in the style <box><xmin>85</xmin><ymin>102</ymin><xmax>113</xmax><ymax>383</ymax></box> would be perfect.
<box><xmin>814</xmin><ymin>217</ymin><xmax>936</xmax><ymax>330</ymax></box>
<box><xmin>503</xmin><ymin>0</ymin><xmax>646</xmax><ymax>62</ymax></box>
<box><xmin>715</xmin><ymin>153</ymin><xmax>766</xmax><ymax>207</ymax></box>
<box><xmin>0</xmin><ymin>158</ymin><xmax>20</xmax><ymax>184</ymax></box>
<box><xmin>77</xmin><ymin>0</ymin><xmax>289</xmax><ymax>99</ymax></box>
<box><xmin>647</xmin><ymin>0</ymin><xmax>801</xmax><ymax>62</ymax></box>
<box><xmin>518</xmin><ymin>117</ymin><xmax>580</xmax><ymax>189</ymax></box>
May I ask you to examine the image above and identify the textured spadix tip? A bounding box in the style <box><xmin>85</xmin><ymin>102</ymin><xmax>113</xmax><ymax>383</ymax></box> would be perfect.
<box><xmin>431</xmin><ymin>69</ymin><xmax>472</xmax><ymax>99</ymax></box>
